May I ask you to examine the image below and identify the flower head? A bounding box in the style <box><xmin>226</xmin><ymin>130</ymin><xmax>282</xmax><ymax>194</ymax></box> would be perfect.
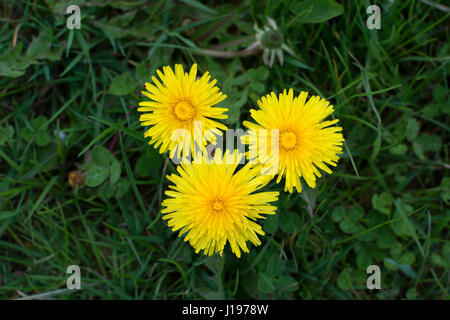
<box><xmin>138</xmin><ymin>64</ymin><xmax>228</xmax><ymax>158</ymax></box>
<box><xmin>243</xmin><ymin>89</ymin><xmax>344</xmax><ymax>193</ymax></box>
<box><xmin>245</xmin><ymin>17</ymin><xmax>295</xmax><ymax>68</ymax></box>
<box><xmin>161</xmin><ymin>150</ymin><xmax>279</xmax><ymax>258</ymax></box>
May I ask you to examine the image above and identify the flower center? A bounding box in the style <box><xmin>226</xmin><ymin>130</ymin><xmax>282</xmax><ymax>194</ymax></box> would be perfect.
<box><xmin>174</xmin><ymin>101</ymin><xmax>195</xmax><ymax>121</ymax></box>
<box><xmin>262</xmin><ymin>30</ymin><xmax>284</xmax><ymax>48</ymax></box>
<box><xmin>211</xmin><ymin>199</ymin><xmax>225</xmax><ymax>212</ymax></box>
<box><xmin>280</xmin><ymin>131</ymin><xmax>297</xmax><ymax>150</ymax></box>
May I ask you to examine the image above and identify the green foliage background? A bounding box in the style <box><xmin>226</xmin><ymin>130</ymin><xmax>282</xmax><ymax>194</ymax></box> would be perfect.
<box><xmin>0</xmin><ymin>0</ymin><xmax>448</xmax><ymax>299</ymax></box>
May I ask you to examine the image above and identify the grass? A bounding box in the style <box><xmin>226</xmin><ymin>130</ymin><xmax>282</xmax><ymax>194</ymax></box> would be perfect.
<box><xmin>0</xmin><ymin>0</ymin><xmax>449</xmax><ymax>300</ymax></box>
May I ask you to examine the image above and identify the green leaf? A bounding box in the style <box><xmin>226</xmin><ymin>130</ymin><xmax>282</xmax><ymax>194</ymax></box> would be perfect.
<box><xmin>265</xmin><ymin>253</ymin><xmax>285</xmax><ymax>278</ymax></box>
<box><xmin>390</xmin><ymin>242</ymin><xmax>403</xmax><ymax>260</ymax></box>
<box><xmin>99</xmin><ymin>182</ymin><xmax>116</xmax><ymax>200</ymax></box>
<box><xmin>406</xmin><ymin>118</ymin><xmax>420</xmax><ymax>142</ymax></box>
<box><xmin>0</xmin><ymin>125</ymin><xmax>15</xmax><ymax>146</ymax></box>
<box><xmin>354</xmin><ymin>269</ymin><xmax>367</xmax><ymax>287</ymax></box>
<box><xmin>21</xmin><ymin>116</ymin><xmax>50</xmax><ymax>145</ymax></box>
<box><xmin>398</xmin><ymin>252</ymin><xmax>415</xmax><ymax>265</ymax></box>
<box><xmin>432</xmin><ymin>84</ymin><xmax>446</xmax><ymax>102</ymax></box>
<box><xmin>250</xmin><ymin>81</ymin><xmax>265</xmax><ymax>94</ymax></box>
<box><xmin>230</xmin><ymin>67</ymin><xmax>269</xmax><ymax>94</ymax></box>
<box><xmin>422</xmin><ymin>105</ymin><xmax>439</xmax><ymax>118</ymax></box>
<box><xmin>232</xmin><ymin>74</ymin><xmax>249</xmax><ymax>87</ymax></box>
<box><xmin>356</xmin><ymin>250</ymin><xmax>372</xmax><ymax>269</ymax></box>
<box><xmin>0</xmin><ymin>30</ymin><xmax>59</xmax><ymax>78</ymax></box>
<box><xmin>331</xmin><ymin>206</ymin><xmax>345</xmax><ymax>222</ymax></box>
<box><xmin>46</xmin><ymin>46</ymin><xmax>64</xmax><ymax>62</ymax></box>
<box><xmin>413</xmin><ymin>133</ymin><xmax>441</xmax><ymax>159</ymax></box>
<box><xmin>337</xmin><ymin>269</ymin><xmax>352</xmax><ymax>290</ymax></box>
<box><xmin>406</xmin><ymin>288</ymin><xmax>418</xmax><ymax>299</ymax></box>
<box><xmin>115</xmin><ymin>178</ymin><xmax>130</xmax><ymax>198</ymax></box>
<box><xmin>279</xmin><ymin>211</ymin><xmax>301</xmax><ymax>233</ymax></box>
<box><xmin>391</xmin><ymin>202</ymin><xmax>415</xmax><ymax>237</ymax></box>
<box><xmin>365</xmin><ymin>210</ymin><xmax>384</xmax><ymax>228</ymax></box>
<box><xmin>384</xmin><ymin>258</ymin><xmax>417</xmax><ymax>278</ymax></box>
<box><xmin>376</xmin><ymin>228</ymin><xmax>396</xmax><ymax>249</ymax></box>
<box><xmin>108</xmin><ymin>71</ymin><xmax>135</xmax><ymax>96</ymax></box>
<box><xmin>389</xmin><ymin>144</ymin><xmax>407</xmax><ymax>156</ymax></box>
<box><xmin>431</xmin><ymin>253</ymin><xmax>446</xmax><ymax>268</ymax></box>
<box><xmin>27</xmin><ymin>30</ymin><xmax>52</xmax><ymax>59</ymax></box>
<box><xmin>224</xmin><ymin>88</ymin><xmax>247</xmax><ymax>125</ymax></box>
<box><xmin>110</xmin><ymin>158</ymin><xmax>121</xmax><ymax>184</ymax></box>
<box><xmin>86</xmin><ymin>166</ymin><xmax>109</xmax><ymax>187</ymax></box>
<box><xmin>258</xmin><ymin>273</ymin><xmax>275</xmax><ymax>294</ymax></box>
<box><xmin>273</xmin><ymin>276</ymin><xmax>298</xmax><ymax>292</ymax></box>
<box><xmin>135</xmin><ymin>60</ymin><xmax>151</xmax><ymax>84</ymax></box>
<box><xmin>203</xmin><ymin>255</ymin><xmax>221</xmax><ymax>273</ymax></box>
<box><xmin>412</xmin><ymin>140</ymin><xmax>425</xmax><ymax>160</ymax></box>
<box><xmin>246</xmin><ymin>67</ymin><xmax>269</xmax><ymax>81</ymax></box>
<box><xmin>0</xmin><ymin>43</ymin><xmax>32</xmax><ymax>77</ymax></box>
<box><xmin>384</xmin><ymin>258</ymin><xmax>398</xmax><ymax>271</ymax></box>
<box><xmin>292</xmin><ymin>0</ymin><xmax>344</xmax><ymax>24</ymax></box>
<box><xmin>348</xmin><ymin>205</ymin><xmax>364</xmax><ymax>222</ymax></box>
<box><xmin>339</xmin><ymin>218</ymin><xmax>357</xmax><ymax>234</ymax></box>
<box><xmin>371</xmin><ymin>192</ymin><xmax>392</xmax><ymax>215</ymax></box>
<box><xmin>91</xmin><ymin>145</ymin><xmax>113</xmax><ymax>167</ymax></box>
<box><xmin>263</xmin><ymin>214</ymin><xmax>278</xmax><ymax>234</ymax></box>
<box><xmin>35</xmin><ymin>131</ymin><xmax>50</xmax><ymax>146</ymax></box>
<box><xmin>419</xmin><ymin>133</ymin><xmax>441</xmax><ymax>152</ymax></box>
<box><xmin>32</xmin><ymin>116</ymin><xmax>48</xmax><ymax>131</ymax></box>
<box><xmin>135</xmin><ymin>156</ymin><xmax>151</xmax><ymax>178</ymax></box>
<box><xmin>135</xmin><ymin>150</ymin><xmax>164</xmax><ymax>179</ymax></box>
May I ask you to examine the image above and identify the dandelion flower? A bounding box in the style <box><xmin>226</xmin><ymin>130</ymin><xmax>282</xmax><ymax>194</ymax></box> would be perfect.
<box><xmin>245</xmin><ymin>17</ymin><xmax>295</xmax><ymax>68</ymax></box>
<box><xmin>243</xmin><ymin>89</ymin><xmax>344</xmax><ymax>193</ymax></box>
<box><xmin>138</xmin><ymin>64</ymin><xmax>228</xmax><ymax>158</ymax></box>
<box><xmin>161</xmin><ymin>150</ymin><xmax>279</xmax><ymax>258</ymax></box>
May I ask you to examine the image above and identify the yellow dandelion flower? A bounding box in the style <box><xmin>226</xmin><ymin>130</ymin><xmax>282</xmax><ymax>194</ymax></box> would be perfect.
<box><xmin>161</xmin><ymin>150</ymin><xmax>279</xmax><ymax>258</ymax></box>
<box><xmin>138</xmin><ymin>64</ymin><xmax>228</xmax><ymax>157</ymax></box>
<box><xmin>243</xmin><ymin>89</ymin><xmax>345</xmax><ymax>193</ymax></box>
